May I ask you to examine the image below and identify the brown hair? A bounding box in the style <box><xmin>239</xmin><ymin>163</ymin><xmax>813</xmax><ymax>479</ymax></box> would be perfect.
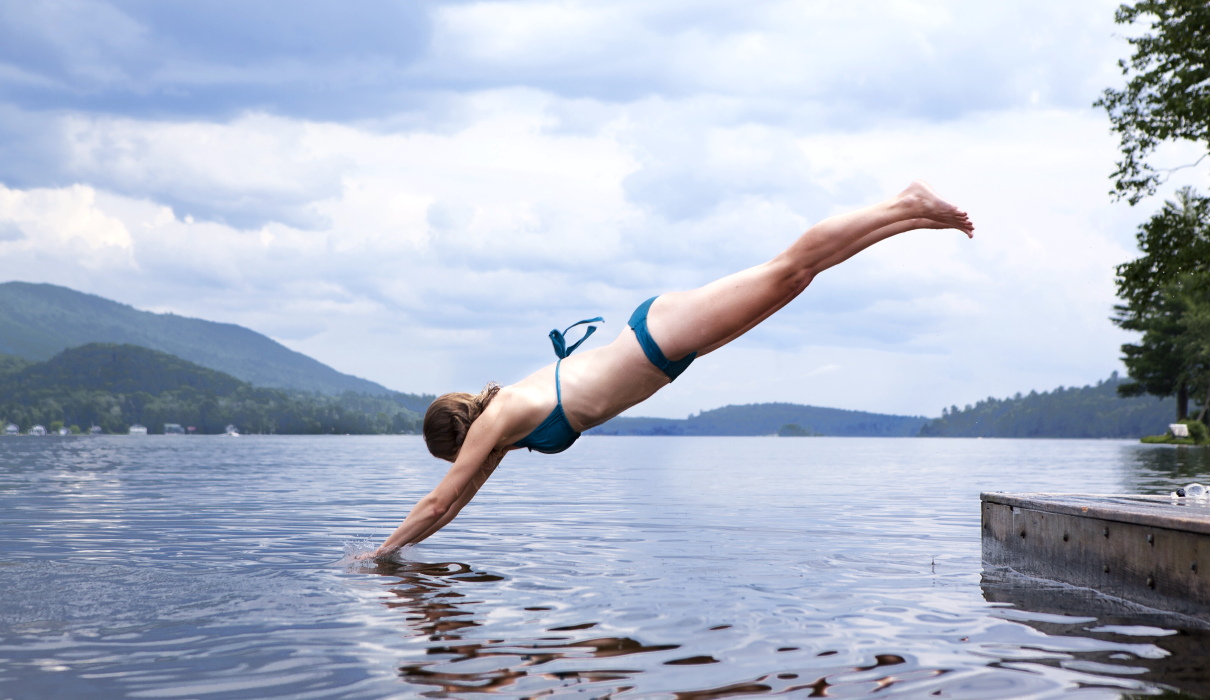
<box><xmin>423</xmin><ymin>382</ymin><xmax>501</xmax><ymax>462</ymax></box>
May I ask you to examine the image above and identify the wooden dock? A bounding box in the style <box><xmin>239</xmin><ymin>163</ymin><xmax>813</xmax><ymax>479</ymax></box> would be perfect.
<box><xmin>981</xmin><ymin>492</ymin><xmax>1210</xmax><ymax>621</ymax></box>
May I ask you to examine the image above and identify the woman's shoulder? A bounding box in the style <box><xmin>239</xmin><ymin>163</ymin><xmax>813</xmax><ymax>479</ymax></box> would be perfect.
<box><xmin>481</xmin><ymin>381</ymin><xmax>556</xmax><ymax>446</ymax></box>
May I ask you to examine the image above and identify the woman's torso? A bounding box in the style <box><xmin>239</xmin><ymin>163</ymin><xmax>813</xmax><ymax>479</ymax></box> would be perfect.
<box><xmin>494</xmin><ymin>328</ymin><xmax>670</xmax><ymax>449</ymax></box>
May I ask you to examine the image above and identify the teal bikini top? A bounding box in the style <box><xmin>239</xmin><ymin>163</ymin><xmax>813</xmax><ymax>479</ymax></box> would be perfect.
<box><xmin>512</xmin><ymin>316</ymin><xmax>603</xmax><ymax>454</ymax></box>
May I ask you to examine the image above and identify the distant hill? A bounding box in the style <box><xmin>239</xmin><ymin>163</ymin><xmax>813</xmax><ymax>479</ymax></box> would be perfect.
<box><xmin>4</xmin><ymin>343</ymin><xmax>244</xmax><ymax>396</ymax></box>
<box><xmin>0</xmin><ymin>343</ymin><xmax>422</xmax><ymax>435</ymax></box>
<box><xmin>589</xmin><ymin>374</ymin><xmax>1178</xmax><ymax>440</ymax></box>
<box><xmin>0</xmin><ymin>352</ymin><xmax>31</xmax><ymax>377</ymax></box>
<box><xmin>918</xmin><ymin>372</ymin><xmax>1175</xmax><ymax>438</ymax></box>
<box><xmin>0</xmin><ymin>281</ymin><xmax>396</xmax><ymax>396</ymax></box>
<box><xmin>588</xmin><ymin>402</ymin><xmax>928</xmax><ymax>437</ymax></box>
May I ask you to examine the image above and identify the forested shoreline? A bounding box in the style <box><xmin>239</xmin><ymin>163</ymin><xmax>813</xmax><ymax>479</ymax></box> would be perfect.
<box><xmin>0</xmin><ymin>346</ymin><xmax>1193</xmax><ymax>440</ymax></box>
<box><xmin>589</xmin><ymin>373</ymin><xmax>1176</xmax><ymax>438</ymax></box>
<box><xmin>0</xmin><ymin>344</ymin><xmax>428</xmax><ymax>435</ymax></box>
<box><xmin>918</xmin><ymin>373</ymin><xmax>1173</xmax><ymax>438</ymax></box>
<box><xmin>590</xmin><ymin>403</ymin><xmax>927</xmax><ymax>437</ymax></box>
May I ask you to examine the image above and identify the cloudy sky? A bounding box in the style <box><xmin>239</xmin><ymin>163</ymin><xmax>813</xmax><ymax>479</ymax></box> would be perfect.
<box><xmin>0</xmin><ymin>0</ymin><xmax>1205</xmax><ymax>418</ymax></box>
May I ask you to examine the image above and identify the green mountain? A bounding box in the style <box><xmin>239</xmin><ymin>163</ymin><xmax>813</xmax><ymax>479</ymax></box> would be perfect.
<box><xmin>588</xmin><ymin>402</ymin><xmax>928</xmax><ymax>437</ymax></box>
<box><xmin>0</xmin><ymin>352</ymin><xmax>31</xmax><ymax>376</ymax></box>
<box><xmin>0</xmin><ymin>343</ymin><xmax>423</xmax><ymax>435</ymax></box>
<box><xmin>5</xmin><ymin>343</ymin><xmax>243</xmax><ymax>396</ymax></box>
<box><xmin>918</xmin><ymin>372</ymin><xmax>1174</xmax><ymax>438</ymax></box>
<box><xmin>0</xmin><ymin>281</ymin><xmax>392</xmax><ymax>395</ymax></box>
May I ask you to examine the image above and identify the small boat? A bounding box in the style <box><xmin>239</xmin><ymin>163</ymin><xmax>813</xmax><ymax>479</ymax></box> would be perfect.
<box><xmin>224</xmin><ymin>424</ymin><xmax>240</xmax><ymax>437</ymax></box>
<box><xmin>128</xmin><ymin>424</ymin><xmax>148</xmax><ymax>436</ymax></box>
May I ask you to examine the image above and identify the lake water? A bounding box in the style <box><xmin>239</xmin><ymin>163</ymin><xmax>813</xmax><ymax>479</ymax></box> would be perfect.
<box><xmin>2</xmin><ymin>436</ymin><xmax>1210</xmax><ymax>699</ymax></box>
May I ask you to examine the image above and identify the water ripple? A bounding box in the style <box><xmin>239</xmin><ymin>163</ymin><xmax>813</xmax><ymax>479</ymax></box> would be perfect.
<box><xmin>2</xmin><ymin>436</ymin><xmax>1209</xmax><ymax>697</ymax></box>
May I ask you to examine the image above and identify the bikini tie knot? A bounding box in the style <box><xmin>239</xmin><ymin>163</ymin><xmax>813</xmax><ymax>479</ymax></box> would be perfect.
<box><xmin>548</xmin><ymin>317</ymin><xmax>604</xmax><ymax>359</ymax></box>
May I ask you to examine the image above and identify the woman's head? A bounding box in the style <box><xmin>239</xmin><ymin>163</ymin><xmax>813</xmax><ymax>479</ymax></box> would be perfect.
<box><xmin>423</xmin><ymin>382</ymin><xmax>500</xmax><ymax>462</ymax></box>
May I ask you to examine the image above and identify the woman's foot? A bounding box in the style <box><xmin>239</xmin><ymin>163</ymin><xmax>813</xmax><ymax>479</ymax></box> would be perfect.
<box><xmin>903</xmin><ymin>217</ymin><xmax>973</xmax><ymax>236</ymax></box>
<box><xmin>899</xmin><ymin>181</ymin><xmax>974</xmax><ymax>237</ymax></box>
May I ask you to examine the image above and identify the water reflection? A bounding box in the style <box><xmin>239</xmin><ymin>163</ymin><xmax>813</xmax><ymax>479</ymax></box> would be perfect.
<box><xmin>367</xmin><ymin>558</ymin><xmax>671</xmax><ymax>695</ymax></box>
<box><xmin>1120</xmin><ymin>444</ymin><xmax>1210</xmax><ymax>495</ymax></box>
<box><xmin>368</xmin><ymin>557</ymin><xmax>938</xmax><ymax>698</ymax></box>
<box><xmin>982</xmin><ymin>567</ymin><xmax>1210</xmax><ymax>698</ymax></box>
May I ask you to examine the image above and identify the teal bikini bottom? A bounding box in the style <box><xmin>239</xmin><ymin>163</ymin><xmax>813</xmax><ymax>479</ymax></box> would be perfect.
<box><xmin>628</xmin><ymin>296</ymin><xmax>696</xmax><ymax>381</ymax></box>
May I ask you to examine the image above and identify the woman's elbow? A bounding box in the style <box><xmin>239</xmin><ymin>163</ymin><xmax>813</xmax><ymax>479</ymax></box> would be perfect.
<box><xmin>424</xmin><ymin>495</ymin><xmax>451</xmax><ymax>520</ymax></box>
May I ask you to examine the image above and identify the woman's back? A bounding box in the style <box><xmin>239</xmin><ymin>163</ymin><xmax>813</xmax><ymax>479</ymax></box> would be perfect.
<box><xmin>501</xmin><ymin>328</ymin><xmax>671</xmax><ymax>445</ymax></box>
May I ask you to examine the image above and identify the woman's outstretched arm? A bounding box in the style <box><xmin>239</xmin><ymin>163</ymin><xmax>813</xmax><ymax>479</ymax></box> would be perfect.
<box><xmin>407</xmin><ymin>448</ymin><xmax>505</xmax><ymax>545</ymax></box>
<box><xmin>373</xmin><ymin>414</ymin><xmax>507</xmax><ymax>556</ymax></box>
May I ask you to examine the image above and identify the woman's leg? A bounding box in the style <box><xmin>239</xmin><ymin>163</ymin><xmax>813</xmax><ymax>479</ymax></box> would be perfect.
<box><xmin>647</xmin><ymin>181</ymin><xmax>973</xmax><ymax>360</ymax></box>
<box><xmin>692</xmin><ymin>215</ymin><xmax>955</xmax><ymax>353</ymax></box>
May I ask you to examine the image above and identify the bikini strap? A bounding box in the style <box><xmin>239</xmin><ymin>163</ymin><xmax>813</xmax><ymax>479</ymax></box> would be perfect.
<box><xmin>555</xmin><ymin>359</ymin><xmax>563</xmax><ymax>404</ymax></box>
<box><xmin>548</xmin><ymin>316</ymin><xmax>604</xmax><ymax>359</ymax></box>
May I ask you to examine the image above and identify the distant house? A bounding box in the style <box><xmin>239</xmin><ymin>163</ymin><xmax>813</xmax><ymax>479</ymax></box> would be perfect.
<box><xmin>28</xmin><ymin>425</ymin><xmax>47</xmax><ymax>436</ymax></box>
<box><xmin>58</xmin><ymin>427</ymin><xmax>70</xmax><ymax>436</ymax></box>
<box><xmin>4</xmin><ymin>424</ymin><xmax>18</xmax><ymax>436</ymax></box>
<box><xmin>128</xmin><ymin>424</ymin><xmax>148</xmax><ymax>435</ymax></box>
<box><xmin>164</xmin><ymin>423</ymin><xmax>185</xmax><ymax>435</ymax></box>
<box><xmin>89</xmin><ymin>426</ymin><xmax>103</xmax><ymax>435</ymax></box>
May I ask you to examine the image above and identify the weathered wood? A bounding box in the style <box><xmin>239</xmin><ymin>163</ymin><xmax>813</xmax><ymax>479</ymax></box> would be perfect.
<box><xmin>981</xmin><ymin>492</ymin><xmax>1210</xmax><ymax>620</ymax></box>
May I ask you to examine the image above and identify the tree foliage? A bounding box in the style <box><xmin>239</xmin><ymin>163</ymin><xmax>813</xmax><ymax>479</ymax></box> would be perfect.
<box><xmin>1095</xmin><ymin>0</ymin><xmax>1210</xmax><ymax>204</ymax></box>
<box><xmin>1171</xmin><ymin>277</ymin><xmax>1210</xmax><ymax>420</ymax></box>
<box><xmin>1112</xmin><ymin>187</ymin><xmax>1210</xmax><ymax>417</ymax></box>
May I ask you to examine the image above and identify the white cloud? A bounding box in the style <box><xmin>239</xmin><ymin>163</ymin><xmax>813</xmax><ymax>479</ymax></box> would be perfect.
<box><xmin>0</xmin><ymin>93</ymin><xmax>1158</xmax><ymax>417</ymax></box>
<box><xmin>422</xmin><ymin>0</ymin><xmax>1124</xmax><ymax>117</ymax></box>
<box><xmin>57</xmin><ymin>113</ymin><xmax>348</xmax><ymax>229</ymax></box>
<box><xmin>0</xmin><ymin>0</ymin><xmax>1199</xmax><ymax>419</ymax></box>
<box><xmin>0</xmin><ymin>184</ymin><xmax>133</xmax><ymax>251</ymax></box>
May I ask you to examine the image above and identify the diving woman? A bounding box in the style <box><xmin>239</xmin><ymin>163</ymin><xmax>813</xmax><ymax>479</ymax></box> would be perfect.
<box><xmin>373</xmin><ymin>181</ymin><xmax>973</xmax><ymax>556</ymax></box>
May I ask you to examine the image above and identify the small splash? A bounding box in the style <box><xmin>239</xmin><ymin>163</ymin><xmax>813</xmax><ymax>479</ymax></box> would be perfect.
<box><xmin>1169</xmin><ymin>483</ymin><xmax>1208</xmax><ymax>502</ymax></box>
<box><xmin>337</xmin><ymin>538</ymin><xmax>416</xmax><ymax>570</ymax></box>
<box><xmin>341</xmin><ymin>537</ymin><xmax>376</xmax><ymax>559</ymax></box>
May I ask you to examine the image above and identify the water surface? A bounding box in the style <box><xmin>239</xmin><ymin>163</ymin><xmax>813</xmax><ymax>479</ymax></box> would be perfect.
<box><xmin>2</xmin><ymin>436</ymin><xmax>1209</xmax><ymax>698</ymax></box>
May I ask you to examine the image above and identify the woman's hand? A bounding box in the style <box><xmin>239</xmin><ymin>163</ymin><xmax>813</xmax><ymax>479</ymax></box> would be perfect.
<box><xmin>347</xmin><ymin>547</ymin><xmax>385</xmax><ymax>562</ymax></box>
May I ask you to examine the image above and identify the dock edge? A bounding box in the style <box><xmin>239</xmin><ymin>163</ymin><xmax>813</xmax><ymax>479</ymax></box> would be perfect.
<box><xmin>981</xmin><ymin>492</ymin><xmax>1209</xmax><ymax>620</ymax></box>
